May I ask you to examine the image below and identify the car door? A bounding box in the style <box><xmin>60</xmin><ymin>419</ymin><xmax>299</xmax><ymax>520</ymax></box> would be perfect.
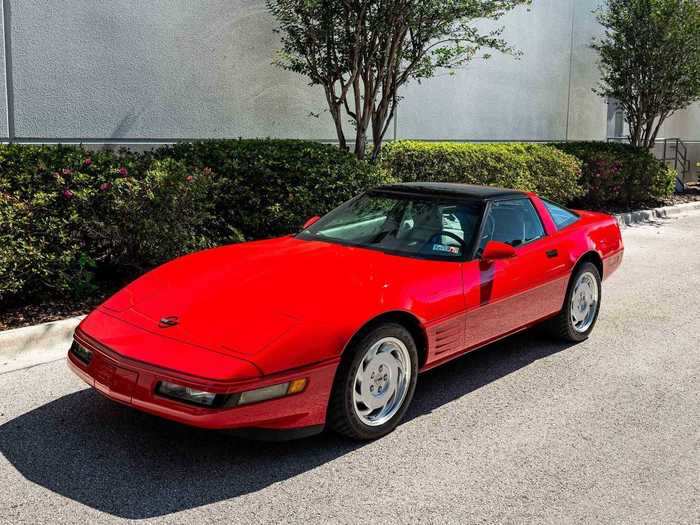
<box><xmin>461</xmin><ymin>197</ymin><xmax>569</xmax><ymax>349</ymax></box>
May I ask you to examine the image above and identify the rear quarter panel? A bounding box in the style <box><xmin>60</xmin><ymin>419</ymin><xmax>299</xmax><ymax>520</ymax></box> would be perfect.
<box><xmin>570</xmin><ymin>210</ymin><xmax>624</xmax><ymax>279</ymax></box>
<box><xmin>530</xmin><ymin>194</ymin><xmax>623</xmax><ymax>279</ymax></box>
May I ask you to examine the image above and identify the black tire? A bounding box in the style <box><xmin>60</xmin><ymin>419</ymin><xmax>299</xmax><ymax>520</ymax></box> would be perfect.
<box><xmin>328</xmin><ymin>323</ymin><xmax>418</xmax><ymax>440</ymax></box>
<box><xmin>548</xmin><ymin>262</ymin><xmax>602</xmax><ymax>342</ymax></box>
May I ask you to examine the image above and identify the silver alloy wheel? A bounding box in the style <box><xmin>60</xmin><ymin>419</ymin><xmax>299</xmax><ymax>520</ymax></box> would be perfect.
<box><xmin>570</xmin><ymin>271</ymin><xmax>599</xmax><ymax>333</ymax></box>
<box><xmin>352</xmin><ymin>336</ymin><xmax>411</xmax><ymax>427</ymax></box>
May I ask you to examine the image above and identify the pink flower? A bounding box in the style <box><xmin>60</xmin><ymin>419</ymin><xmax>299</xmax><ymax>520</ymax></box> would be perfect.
<box><xmin>186</xmin><ymin>175</ymin><xmax>194</xmax><ymax>182</ymax></box>
<box><xmin>62</xmin><ymin>168</ymin><xmax>73</xmax><ymax>176</ymax></box>
<box><xmin>83</xmin><ymin>158</ymin><xmax>92</xmax><ymax>167</ymax></box>
<box><xmin>99</xmin><ymin>182</ymin><xmax>112</xmax><ymax>192</ymax></box>
<box><xmin>118</xmin><ymin>167</ymin><xmax>128</xmax><ymax>177</ymax></box>
<box><xmin>62</xmin><ymin>189</ymin><xmax>74</xmax><ymax>199</ymax></box>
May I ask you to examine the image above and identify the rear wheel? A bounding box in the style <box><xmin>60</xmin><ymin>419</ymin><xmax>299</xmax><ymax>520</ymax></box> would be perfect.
<box><xmin>329</xmin><ymin>323</ymin><xmax>418</xmax><ymax>440</ymax></box>
<box><xmin>548</xmin><ymin>262</ymin><xmax>602</xmax><ymax>342</ymax></box>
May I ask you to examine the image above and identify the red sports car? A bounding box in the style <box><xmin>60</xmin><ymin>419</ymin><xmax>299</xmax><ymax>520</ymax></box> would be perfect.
<box><xmin>68</xmin><ymin>183</ymin><xmax>623</xmax><ymax>440</ymax></box>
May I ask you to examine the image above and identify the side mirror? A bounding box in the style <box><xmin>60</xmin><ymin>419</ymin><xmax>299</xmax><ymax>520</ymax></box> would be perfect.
<box><xmin>302</xmin><ymin>215</ymin><xmax>321</xmax><ymax>229</ymax></box>
<box><xmin>481</xmin><ymin>241</ymin><xmax>516</xmax><ymax>261</ymax></box>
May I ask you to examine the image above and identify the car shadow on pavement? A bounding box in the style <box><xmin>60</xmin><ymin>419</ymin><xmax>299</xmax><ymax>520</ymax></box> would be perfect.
<box><xmin>0</xmin><ymin>329</ymin><xmax>576</xmax><ymax>519</ymax></box>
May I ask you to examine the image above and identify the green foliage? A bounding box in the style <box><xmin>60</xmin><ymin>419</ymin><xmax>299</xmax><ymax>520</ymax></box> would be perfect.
<box><xmin>381</xmin><ymin>141</ymin><xmax>583</xmax><ymax>204</ymax></box>
<box><xmin>552</xmin><ymin>142</ymin><xmax>675</xmax><ymax>208</ymax></box>
<box><xmin>2</xmin><ymin>138</ymin><xmax>673</xmax><ymax>307</ymax></box>
<box><xmin>267</xmin><ymin>0</ymin><xmax>531</xmax><ymax>159</ymax></box>
<box><xmin>0</xmin><ymin>145</ymin><xmax>219</xmax><ymax>304</ymax></box>
<box><xmin>593</xmin><ymin>0</ymin><xmax>700</xmax><ymax>147</ymax></box>
<box><xmin>0</xmin><ymin>140</ymin><xmax>386</xmax><ymax>305</ymax></box>
<box><xmin>0</xmin><ymin>193</ymin><xmax>36</xmax><ymax>299</ymax></box>
<box><xmin>92</xmin><ymin>158</ymin><xmax>221</xmax><ymax>270</ymax></box>
<box><xmin>157</xmin><ymin>139</ymin><xmax>390</xmax><ymax>240</ymax></box>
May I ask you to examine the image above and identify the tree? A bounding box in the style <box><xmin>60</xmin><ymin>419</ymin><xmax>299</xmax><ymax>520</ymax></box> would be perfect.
<box><xmin>267</xmin><ymin>0</ymin><xmax>531</xmax><ymax>160</ymax></box>
<box><xmin>593</xmin><ymin>0</ymin><xmax>700</xmax><ymax>149</ymax></box>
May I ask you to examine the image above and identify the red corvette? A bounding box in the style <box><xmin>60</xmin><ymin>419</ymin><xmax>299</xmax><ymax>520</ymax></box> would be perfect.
<box><xmin>68</xmin><ymin>183</ymin><xmax>623</xmax><ymax>440</ymax></box>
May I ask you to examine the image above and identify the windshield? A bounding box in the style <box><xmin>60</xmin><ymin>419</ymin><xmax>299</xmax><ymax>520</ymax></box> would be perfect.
<box><xmin>297</xmin><ymin>191</ymin><xmax>483</xmax><ymax>260</ymax></box>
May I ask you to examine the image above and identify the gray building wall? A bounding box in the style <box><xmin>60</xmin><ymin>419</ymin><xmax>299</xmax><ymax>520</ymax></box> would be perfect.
<box><xmin>4</xmin><ymin>0</ymin><xmax>333</xmax><ymax>141</ymax></box>
<box><xmin>0</xmin><ymin>0</ymin><xmax>696</xmax><ymax>144</ymax></box>
<box><xmin>399</xmin><ymin>0</ymin><xmax>606</xmax><ymax>141</ymax></box>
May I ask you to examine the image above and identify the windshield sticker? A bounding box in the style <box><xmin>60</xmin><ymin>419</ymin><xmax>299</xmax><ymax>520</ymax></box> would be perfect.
<box><xmin>432</xmin><ymin>244</ymin><xmax>460</xmax><ymax>255</ymax></box>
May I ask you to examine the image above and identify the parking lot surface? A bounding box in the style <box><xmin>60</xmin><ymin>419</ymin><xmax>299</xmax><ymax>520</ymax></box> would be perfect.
<box><xmin>1</xmin><ymin>212</ymin><xmax>699</xmax><ymax>524</ymax></box>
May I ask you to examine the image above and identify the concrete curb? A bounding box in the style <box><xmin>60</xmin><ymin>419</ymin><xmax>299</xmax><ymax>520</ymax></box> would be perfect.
<box><xmin>0</xmin><ymin>316</ymin><xmax>84</xmax><ymax>374</ymax></box>
<box><xmin>614</xmin><ymin>200</ymin><xmax>700</xmax><ymax>228</ymax></box>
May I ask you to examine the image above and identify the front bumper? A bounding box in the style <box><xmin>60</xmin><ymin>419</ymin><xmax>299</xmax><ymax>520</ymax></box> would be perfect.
<box><xmin>68</xmin><ymin>330</ymin><xmax>337</xmax><ymax>433</ymax></box>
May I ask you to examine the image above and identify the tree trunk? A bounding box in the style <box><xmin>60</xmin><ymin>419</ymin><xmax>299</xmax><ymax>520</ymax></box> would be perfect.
<box><xmin>648</xmin><ymin>114</ymin><xmax>668</xmax><ymax>149</ymax></box>
<box><xmin>332</xmin><ymin>113</ymin><xmax>348</xmax><ymax>152</ymax></box>
<box><xmin>331</xmin><ymin>106</ymin><xmax>348</xmax><ymax>152</ymax></box>
<box><xmin>370</xmin><ymin>123</ymin><xmax>384</xmax><ymax>161</ymax></box>
<box><xmin>640</xmin><ymin>114</ymin><xmax>657</xmax><ymax>149</ymax></box>
<box><xmin>370</xmin><ymin>97</ymin><xmax>397</xmax><ymax>162</ymax></box>
<box><xmin>630</xmin><ymin>117</ymin><xmax>642</xmax><ymax>148</ymax></box>
<box><xmin>354</xmin><ymin>128</ymin><xmax>367</xmax><ymax>160</ymax></box>
<box><xmin>325</xmin><ymin>88</ymin><xmax>348</xmax><ymax>152</ymax></box>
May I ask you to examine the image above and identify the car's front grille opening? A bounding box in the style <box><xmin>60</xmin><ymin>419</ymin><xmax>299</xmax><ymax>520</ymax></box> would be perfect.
<box><xmin>70</xmin><ymin>341</ymin><xmax>93</xmax><ymax>365</ymax></box>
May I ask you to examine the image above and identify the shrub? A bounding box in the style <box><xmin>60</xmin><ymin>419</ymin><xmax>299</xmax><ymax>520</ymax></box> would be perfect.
<box><xmin>0</xmin><ymin>193</ymin><xmax>37</xmax><ymax>299</ymax></box>
<box><xmin>88</xmin><ymin>158</ymin><xmax>222</xmax><ymax>272</ymax></box>
<box><xmin>381</xmin><ymin>141</ymin><xmax>583</xmax><ymax>204</ymax></box>
<box><xmin>0</xmin><ymin>145</ymin><xmax>139</xmax><ymax>302</ymax></box>
<box><xmin>157</xmin><ymin>139</ymin><xmax>390</xmax><ymax>240</ymax></box>
<box><xmin>551</xmin><ymin>142</ymin><xmax>675</xmax><ymax>208</ymax></box>
<box><xmin>0</xmin><ymin>140</ymin><xmax>387</xmax><ymax>305</ymax></box>
<box><xmin>0</xmin><ymin>145</ymin><xmax>218</xmax><ymax>303</ymax></box>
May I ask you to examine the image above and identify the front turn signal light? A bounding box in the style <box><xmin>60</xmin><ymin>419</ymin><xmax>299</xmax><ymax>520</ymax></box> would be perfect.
<box><xmin>236</xmin><ymin>378</ymin><xmax>308</xmax><ymax>406</ymax></box>
<box><xmin>287</xmin><ymin>378</ymin><xmax>308</xmax><ymax>394</ymax></box>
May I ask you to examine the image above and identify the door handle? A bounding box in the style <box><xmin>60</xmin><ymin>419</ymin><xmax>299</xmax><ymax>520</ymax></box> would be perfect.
<box><xmin>546</xmin><ymin>249</ymin><xmax>558</xmax><ymax>258</ymax></box>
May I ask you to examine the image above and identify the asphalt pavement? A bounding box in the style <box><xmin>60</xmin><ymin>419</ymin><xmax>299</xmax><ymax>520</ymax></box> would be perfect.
<box><xmin>1</xmin><ymin>211</ymin><xmax>698</xmax><ymax>524</ymax></box>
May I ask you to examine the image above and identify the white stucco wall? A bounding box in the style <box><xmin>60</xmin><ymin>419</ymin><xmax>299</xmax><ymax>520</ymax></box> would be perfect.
<box><xmin>566</xmin><ymin>0</ymin><xmax>607</xmax><ymax>141</ymax></box>
<box><xmin>398</xmin><ymin>0</ymin><xmax>607</xmax><ymax>141</ymax></box>
<box><xmin>7</xmin><ymin>0</ymin><xmax>334</xmax><ymax>140</ymax></box>
<box><xmin>0</xmin><ymin>0</ymin><xmax>693</xmax><ymax>144</ymax></box>
<box><xmin>657</xmin><ymin>104</ymin><xmax>700</xmax><ymax>140</ymax></box>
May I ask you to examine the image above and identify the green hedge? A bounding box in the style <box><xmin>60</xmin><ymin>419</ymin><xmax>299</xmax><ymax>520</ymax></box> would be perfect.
<box><xmin>0</xmin><ymin>140</ymin><xmax>387</xmax><ymax>304</ymax></box>
<box><xmin>157</xmin><ymin>139</ymin><xmax>388</xmax><ymax>240</ymax></box>
<box><xmin>0</xmin><ymin>145</ymin><xmax>219</xmax><ymax>303</ymax></box>
<box><xmin>551</xmin><ymin>141</ymin><xmax>675</xmax><ymax>208</ymax></box>
<box><xmin>0</xmin><ymin>138</ymin><xmax>675</xmax><ymax>307</ymax></box>
<box><xmin>381</xmin><ymin>141</ymin><xmax>584</xmax><ymax>204</ymax></box>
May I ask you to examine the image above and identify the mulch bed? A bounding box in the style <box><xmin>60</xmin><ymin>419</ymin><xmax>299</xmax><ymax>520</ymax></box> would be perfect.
<box><xmin>663</xmin><ymin>183</ymin><xmax>700</xmax><ymax>206</ymax></box>
<box><xmin>3</xmin><ymin>185</ymin><xmax>700</xmax><ymax>332</ymax></box>
<box><xmin>0</xmin><ymin>296</ymin><xmax>107</xmax><ymax>332</ymax></box>
<box><xmin>594</xmin><ymin>185</ymin><xmax>700</xmax><ymax>214</ymax></box>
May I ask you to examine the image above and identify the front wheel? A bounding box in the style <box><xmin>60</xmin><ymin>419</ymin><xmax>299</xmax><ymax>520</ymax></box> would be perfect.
<box><xmin>548</xmin><ymin>262</ymin><xmax>602</xmax><ymax>342</ymax></box>
<box><xmin>328</xmin><ymin>323</ymin><xmax>418</xmax><ymax>440</ymax></box>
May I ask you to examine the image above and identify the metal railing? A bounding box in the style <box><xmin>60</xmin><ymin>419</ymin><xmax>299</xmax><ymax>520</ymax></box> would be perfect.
<box><xmin>607</xmin><ymin>136</ymin><xmax>692</xmax><ymax>182</ymax></box>
<box><xmin>661</xmin><ymin>138</ymin><xmax>691</xmax><ymax>181</ymax></box>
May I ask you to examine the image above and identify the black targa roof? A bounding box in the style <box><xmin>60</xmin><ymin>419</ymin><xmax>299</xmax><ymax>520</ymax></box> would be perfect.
<box><xmin>375</xmin><ymin>182</ymin><xmax>526</xmax><ymax>201</ymax></box>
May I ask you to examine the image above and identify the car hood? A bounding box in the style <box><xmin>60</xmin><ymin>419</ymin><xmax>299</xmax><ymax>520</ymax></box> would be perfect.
<box><xmin>98</xmin><ymin>236</ymin><xmax>391</xmax><ymax>359</ymax></box>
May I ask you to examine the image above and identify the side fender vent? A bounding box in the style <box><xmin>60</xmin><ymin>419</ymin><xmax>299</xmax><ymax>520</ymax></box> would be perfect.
<box><xmin>432</xmin><ymin>320</ymin><xmax>464</xmax><ymax>356</ymax></box>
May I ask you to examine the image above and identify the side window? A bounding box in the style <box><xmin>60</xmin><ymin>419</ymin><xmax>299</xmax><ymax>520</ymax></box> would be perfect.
<box><xmin>542</xmin><ymin>199</ymin><xmax>579</xmax><ymax>230</ymax></box>
<box><xmin>479</xmin><ymin>198</ymin><xmax>545</xmax><ymax>251</ymax></box>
